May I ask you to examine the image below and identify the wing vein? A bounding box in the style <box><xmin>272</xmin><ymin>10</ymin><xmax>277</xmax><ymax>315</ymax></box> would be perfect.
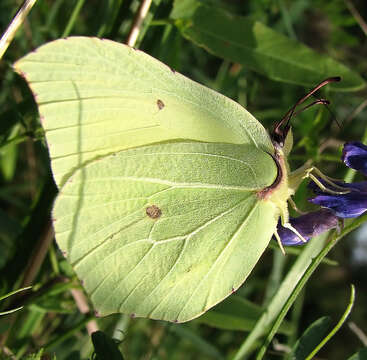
<box><xmin>176</xmin><ymin>200</ymin><xmax>260</xmax><ymax>319</ymax></box>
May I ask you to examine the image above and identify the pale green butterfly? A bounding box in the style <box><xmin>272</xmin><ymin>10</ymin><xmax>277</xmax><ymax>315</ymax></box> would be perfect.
<box><xmin>13</xmin><ymin>37</ymin><xmax>339</xmax><ymax>323</ymax></box>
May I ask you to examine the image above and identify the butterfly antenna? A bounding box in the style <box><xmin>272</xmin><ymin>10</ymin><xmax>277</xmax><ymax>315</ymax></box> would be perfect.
<box><xmin>311</xmin><ymin>94</ymin><xmax>342</xmax><ymax>129</ymax></box>
<box><xmin>273</xmin><ymin>77</ymin><xmax>341</xmax><ymax>144</ymax></box>
<box><xmin>292</xmin><ymin>98</ymin><xmax>330</xmax><ymax>117</ymax></box>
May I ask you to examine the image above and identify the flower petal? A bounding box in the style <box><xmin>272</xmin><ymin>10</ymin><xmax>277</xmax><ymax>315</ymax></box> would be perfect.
<box><xmin>306</xmin><ymin>142</ymin><xmax>367</xmax><ymax>221</ymax></box>
<box><xmin>310</xmin><ymin>192</ymin><xmax>367</xmax><ymax>218</ymax></box>
<box><xmin>342</xmin><ymin>142</ymin><xmax>367</xmax><ymax>175</ymax></box>
<box><xmin>277</xmin><ymin>209</ymin><xmax>339</xmax><ymax>246</ymax></box>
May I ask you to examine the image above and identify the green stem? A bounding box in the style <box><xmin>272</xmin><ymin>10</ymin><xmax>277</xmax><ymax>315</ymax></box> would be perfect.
<box><xmin>150</xmin><ymin>19</ymin><xmax>173</xmax><ymax>26</ymax></box>
<box><xmin>287</xmin><ymin>288</ymin><xmax>305</xmax><ymax>350</ymax></box>
<box><xmin>263</xmin><ymin>250</ymin><xmax>286</xmax><ymax>306</ymax></box>
<box><xmin>278</xmin><ymin>0</ymin><xmax>297</xmax><ymax>39</ymax></box>
<box><xmin>44</xmin><ymin>314</ymin><xmax>96</xmax><ymax>349</ymax></box>
<box><xmin>62</xmin><ymin>0</ymin><xmax>85</xmax><ymax>37</ymax></box>
<box><xmin>305</xmin><ymin>285</ymin><xmax>355</xmax><ymax>360</ymax></box>
<box><xmin>233</xmin><ymin>212</ymin><xmax>367</xmax><ymax>360</ymax></box>
<box><xmin>254</xmin><ymin>216</ymin><xmax>365</xmax><ymax>360</ymax></box>
<box><xmin>0</xmin><ymin>286</ymin><xmax>32</xmax><ymax>302</ymax></box>
<box><xmin>0</xmin><ymin>0</ymin><xmax>38</xmax><ymax>60</ymax></box>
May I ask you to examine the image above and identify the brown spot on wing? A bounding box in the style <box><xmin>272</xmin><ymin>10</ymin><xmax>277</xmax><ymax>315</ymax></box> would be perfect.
<box><xmin>146</xmin><ymin>205</ymin><xmax>162</xmax><ymax>219</ymax></box>
<box><xmin>157</xmin><ymin>99</ymin><xmax>165</xmax><ymax>110</ymax></box>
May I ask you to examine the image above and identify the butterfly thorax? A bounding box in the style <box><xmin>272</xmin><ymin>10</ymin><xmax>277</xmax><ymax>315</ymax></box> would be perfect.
<box><xmin>256</xmin><ymin>142</ymin><xmax>293</xmax><ymax>224</ymax></box>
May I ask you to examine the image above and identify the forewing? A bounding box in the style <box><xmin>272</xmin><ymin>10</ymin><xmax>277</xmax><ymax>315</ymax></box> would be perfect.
<box><xmin>14</xmin><ymin>37</ymin><xmax>274</xmax><ymax>186</ymax></box>
<box><xmin>54</xmin><ymin>142</ymin><xmax>278</xmax><ymax>322</ymax></box>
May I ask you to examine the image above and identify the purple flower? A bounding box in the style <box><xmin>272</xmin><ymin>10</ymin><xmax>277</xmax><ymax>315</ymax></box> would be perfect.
<box><xmin>309</xmin><ymin>192</ymin><xmax>367</xmax><ymax>218</ymax></box>
<box><xmin>310</xmin><ymin>142</ymin><xmax>367</xmax><ymax>218</ymax></box>
<box><xmin>278</xmin><ymin>209</ymin><xmax>339</xmax><ymax>246</ymax></box>
<box><xmin>278</xmin><ymin>142</ymin><xmax>367</xmax><ymax>247</ymax></box>
<box><xmin>342</xmin><ymin>142</ymin><xmax>367</xmax><ymax>175</ymax></box>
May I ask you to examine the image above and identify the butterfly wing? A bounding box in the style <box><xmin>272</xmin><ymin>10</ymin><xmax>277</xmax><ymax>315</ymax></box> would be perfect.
<box><xmin>13</xmin><ymin>37</ymin><xmax>274</xmax><ymax>186</ymax></box>
<box><xmin>14</xmin><ymin>37</ymin><xmax>283</xmax><ymax>322</ymax></box>
<box><xmin>54</xmin><ymin>142</ymin><xmax>278</xmax><ymax>322</ymax></box>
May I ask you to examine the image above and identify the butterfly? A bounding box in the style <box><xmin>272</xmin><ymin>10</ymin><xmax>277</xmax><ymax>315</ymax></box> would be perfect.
<box><xmin>14</xmin><ymin>37</ymin><xmax>339</xmax><ymax>322</ymax></box>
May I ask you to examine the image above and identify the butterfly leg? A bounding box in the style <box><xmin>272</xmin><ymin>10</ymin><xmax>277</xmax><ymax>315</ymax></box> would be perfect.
<box><xmin>303</xmin><ymin>167</ymin><xmax>349</xmax><ymax>194</ymax></box>
<box><xmin>275</xmin><ymin>203</ymin><xmax>307</xmax><ymax>253</ymax></box>
<box><xmin>289</xmin><ymin>165</ymin><xmax>349</xmax><ymax>195</ymax></box>
<box><xmin>273</xmin><ymin>230</ymin><xmax>286</xmax><ymax>255</ymax></box>
<box><xmin>281</xmin><ymin>222</ymin><xmax>307</xmax><ymax>244</ymax></box>
<box><xmin>288</xmin><ymin>197</ymin><xmax>307</xmax><ymax>215</ymax></box>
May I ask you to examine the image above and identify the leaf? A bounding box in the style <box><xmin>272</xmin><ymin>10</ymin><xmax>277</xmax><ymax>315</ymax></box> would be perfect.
<box><xmin>0</xmin><ymin>123</ymin><xmax>20</xmax><ymax>181</ymax></box>
<box><xmin>348</xmin><ymin>347</ymin><xmax>367</xmax><ymax>360</ymax></box>
<box><xmin>233</xmin><ymin>232</ymin><xmax>329</xmax><ymax>359</ymax></box>
<box><xmin>91</xmin><ymin>331</ymin><xmax>124</xmax><ymax>360</ymax></box>
<box><xmin>288</xmin><ymin>316</ymin><xmax>331</xmax><ymax>360</ymax></box>
<box><xmin>0</xmin><ymin>208</ymin><xmax>22</xmax><ymax>269</ymax></box>
<box><xmin>23</xmin><ymin>349</ymin><xmax>47</xmax><ymax>360</ymax></box>
<box><xmin>196</xmin><ymin>295</ymin><xmax>293</xmax><ymax>335</ymax></box>
<box><xmin>170</xmin><ymin>324</ymin><xmax>223</xmax><ymax>359</ymax></box>
<box><xmin>171</xmin><ymin>0</ymin><xmax>365</xmax><ymax>91</ymax></box>
<box><xmin>197</xmin><ymin>295</ymin><xmax>263</xmax><ymax>332</ymax></box>
<box><xmin>303</xmin><ymin>285</ymin><xmax>355</xmax><ymax>360</ymax></box>
<box><xmin>0</xmin><ymin>286</ymin><xmax>31</xmax><ymax>316</ymax></box>
<box><xmin>236</xmin><ymin>222</ymin><xmax>361</xmax><ymax>360</ymax></box>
